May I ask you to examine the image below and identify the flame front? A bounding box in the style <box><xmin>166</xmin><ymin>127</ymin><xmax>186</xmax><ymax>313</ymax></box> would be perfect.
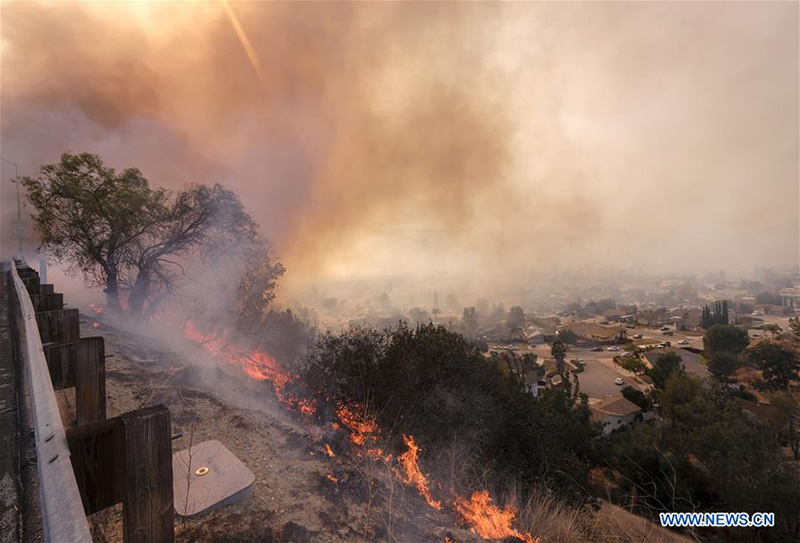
<box><xmin>454</xmin><ymin>490</ymin><xmax>539</xmax><ymax>543</ymax></box>
<box><xmin>183</xmin><ymin>320</ymin><xmax>308</xmax><ymax>412</ymax></box>
<box><xmin>183</xmin><ymin>322</ymin><xmax>534</xmax><ymax>540</ymax></box>
<box><xmin>395</xmin><ymin>435</ymin><xmax>441</xmax><ymax>510</ymax></box>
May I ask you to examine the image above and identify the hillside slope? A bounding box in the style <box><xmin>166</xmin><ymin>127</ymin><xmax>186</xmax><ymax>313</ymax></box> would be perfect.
<box><xmin>59</xmin><ymin>317</ymin><xmax>691</xmax><ymax>543</ymax></box>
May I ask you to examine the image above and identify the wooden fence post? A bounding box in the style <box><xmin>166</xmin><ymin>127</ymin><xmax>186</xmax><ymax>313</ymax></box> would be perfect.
<box><xmin>122</xmin><ymin>405</ymin><xmax>174</xmax><ymax>543</ymax></box>
<box><xmin>36</xmin><ymin>308</ymin><xmax>79</xmax><ymax>344</ymax></box>
<box><xmin>75</xmin><ymin>337</ymin><xmax>106</xmax><ymax>425</ymax></box>
<box><xmin>68</xmin><ymin>405</ymin><xmax>174</xmax><ymax>543</ymax></box>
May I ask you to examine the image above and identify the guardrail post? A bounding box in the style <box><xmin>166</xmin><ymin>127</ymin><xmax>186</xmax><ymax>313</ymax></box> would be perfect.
<box><xmin>75</xmin><ymin>337</ymin><xmax>106</xmax><ymax>425</ymax></box>
<box><xmin>36</xmin><ymin>308</ymin><xmax>79</xmax><ymax>344</ymax></box>
<box><xmin>30</xmin><ymin>292</ymin><xmax>64</xmax><ymax>312</ymax></box>
<box><xmin>122</xmin><ymin>405</ymin><xmax>174</xmax><ymax>543</ymax></box>
<box><xmin>67</xmin><ymin>405</ymin><xmax>174</xmax><ymax>543</ymax></box>
<box><xmin>43</xmin><ymin>342</ymin><xmax>76</xmax><ymax>389</ymax></box>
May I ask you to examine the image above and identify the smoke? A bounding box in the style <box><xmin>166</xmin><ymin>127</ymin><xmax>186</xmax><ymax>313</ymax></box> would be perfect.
<box><xmin>1</xmin><ymin>1</ymin><xmax>797</xmax><ymax>304</ymax></box>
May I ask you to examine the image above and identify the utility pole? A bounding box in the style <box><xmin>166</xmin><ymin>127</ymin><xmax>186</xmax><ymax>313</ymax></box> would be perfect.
<box><xmin>1</xmin><ymin>157</ymin><xmax>24</xmax><ymax>258</ymax></box>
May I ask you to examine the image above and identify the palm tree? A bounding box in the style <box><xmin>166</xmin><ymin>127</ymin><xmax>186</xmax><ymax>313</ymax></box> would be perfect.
<box><xmin>551</xmin><ymin>338</ymin><xmax>568</xmax><ymax>380</ymax></box>
<box><xmin>763</xmin><ymin>323</ymin><xmax>783</xmax><ymax>340</ymax></box>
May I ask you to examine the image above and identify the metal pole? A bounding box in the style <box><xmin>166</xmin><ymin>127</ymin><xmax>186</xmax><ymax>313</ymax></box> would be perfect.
<box><xmin>1</xmin><ymin>157</ymin><xmax>23</xmax><ymax>257</ymax></box>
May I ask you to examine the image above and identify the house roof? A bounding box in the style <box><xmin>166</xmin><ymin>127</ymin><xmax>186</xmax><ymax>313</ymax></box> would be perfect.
<box><xmin>591</xmin><ymin>395</ymin><xmax>641</xmax><ymax>419</ymax></box>
<box><xmin>567</xmin><ymin>322</ymin><xmax>626</xmax><ymax>340</ymax></box>
<box><xmin>642</xmin><ymin>347</ymin><xmax>709</xmax><ymax>378</ymax></box>
<box><xmin>739</xmin><ymin>400</ymin><xmax>790</xmax><ymax>431</ymax></box>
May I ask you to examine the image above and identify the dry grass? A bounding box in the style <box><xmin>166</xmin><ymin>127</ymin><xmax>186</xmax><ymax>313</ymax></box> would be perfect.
<box><xmin>511</xmin><ymin>489</ymin><xmax>694</xmax><ymax>543</ymax></box>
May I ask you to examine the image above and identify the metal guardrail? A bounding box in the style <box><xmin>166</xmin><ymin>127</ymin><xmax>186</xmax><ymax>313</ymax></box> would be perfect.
<box><xmin>10</xmin><ymin>261</ymin><xmax>92</xmax><ymax>543</ymax></box>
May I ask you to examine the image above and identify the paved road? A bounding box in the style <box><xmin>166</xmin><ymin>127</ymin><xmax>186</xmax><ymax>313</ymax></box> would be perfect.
<box><xmin>577</xmin><ymin>358</ymin><xmax>641</xmax><ymax>399</ymax></box>
<box><xmin>495</xmin><ymin>323</ymin><xmax>708</xmax><ymax>400</ymax></box>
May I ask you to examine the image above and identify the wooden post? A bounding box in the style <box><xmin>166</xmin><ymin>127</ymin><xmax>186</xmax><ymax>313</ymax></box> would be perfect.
<box><xmin>67</xmin><ymin>405</ymin><xmax>174</xmax><ymax>543</ymax></box>
<box><xmin>36</xmin><ymin>308</ymin><xmax>79</xmax><ymax>344</ymax></box>
<box><xmin>75</xmin><ymin>337</ymin><xmax>106</xmax><ymax>425</ymax></box>
<box><xmin>30</xmin><ymin>292</ymin><xmax>64</xmax><ymax>312</ymax></box>
<box><xmin>122</xmin><ymin>405</ymin><xmax>174</xmax><ymax>543</ymax></box>
<box><xmin>43</xmin><ymin>342</ymin><xmax>76</xmax><ymax>390</ymax></box>
<box><xmin>67</xmin><ymin>417</ymin><xmax>125</xmax><ymax>515</ymax></box>
<box><xmin>22</xmin><ymin>276</ymin><xmax>40</xmax><ymax>295</ymax></box>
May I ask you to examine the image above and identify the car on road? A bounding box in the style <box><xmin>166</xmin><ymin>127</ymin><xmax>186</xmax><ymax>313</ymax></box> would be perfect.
<box><xmin>633</xmin><ymin>334</ymin><xmax>643</xmax><ymax>339</ymax></box>
<box><xmin>591</xmin><ymin>346</ymin><xmax>603</xmax><ymax>352</ymax></box>
<box><xmin>614</xmin><ymin>377</ymin><xmax>625</xmax><ymax>386</ymax></box>
<box><xmin>660</xmin><ymin>326</ymin><xmax>671</xmax><ymax>331</ymax></box>
<box><xmin>678</xmin><ymin>339</ymin><xmax>689</xmax><ymax>345</ymax></box>
<box><xmin>606</xmin><ymin>346</ymin><xmax>620</xmax><ymax>352</ymax></box>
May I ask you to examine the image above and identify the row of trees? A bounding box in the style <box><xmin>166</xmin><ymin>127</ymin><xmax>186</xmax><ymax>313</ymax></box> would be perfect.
<box><xmin>700</xmin><ymin>300</ymin><xmax>729</xmax><ymax>328</ymax></box>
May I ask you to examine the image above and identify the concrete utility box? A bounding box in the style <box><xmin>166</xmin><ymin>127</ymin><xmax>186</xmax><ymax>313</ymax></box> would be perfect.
<box><xmin>173</xmin><ymin>440</ymin><xmax>255</xmax><ymax>517</ymax></box>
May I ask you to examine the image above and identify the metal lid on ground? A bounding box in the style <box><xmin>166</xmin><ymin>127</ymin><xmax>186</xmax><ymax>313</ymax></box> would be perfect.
<box><xmin>173</xmin><ymin>440</ymin><xmax>255</xmax><ymax>517</ymax></box>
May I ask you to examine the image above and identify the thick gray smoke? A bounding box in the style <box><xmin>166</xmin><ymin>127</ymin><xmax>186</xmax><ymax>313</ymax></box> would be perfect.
<box><xmin>1</xmin><ymin>1</ymin><xmax>797</xmax><ymax>305</ymax></box>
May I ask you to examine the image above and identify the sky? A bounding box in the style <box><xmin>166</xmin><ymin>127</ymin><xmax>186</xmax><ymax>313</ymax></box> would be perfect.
<box><xmin>1</xmin><ymin>1</ymin><xmax>798</xmax><ymax>300</ymax></box>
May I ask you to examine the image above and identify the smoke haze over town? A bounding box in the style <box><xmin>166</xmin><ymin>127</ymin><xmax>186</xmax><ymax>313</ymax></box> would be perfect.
<box><xmin>2</xmin><ymin>1</ymin><xmax>798</xmax><ymax>303</ymax></box>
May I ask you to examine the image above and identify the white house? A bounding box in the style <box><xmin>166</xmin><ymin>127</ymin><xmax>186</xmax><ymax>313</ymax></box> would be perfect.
<box><xmin>590</xmin><ymin>395</ymin><xmax>642</xmax><ymax>435</ymax></box>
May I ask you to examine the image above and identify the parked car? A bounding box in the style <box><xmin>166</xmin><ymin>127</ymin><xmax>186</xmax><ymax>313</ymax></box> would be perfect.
<box><xmin>614</xmin><ymin>377</ymin><xmax>625</xmax><ymax>386</ymax></box>
<box><xmin>633</xmin><ymin>333</ymin><xmax>643</xmax><ymax>339</ymax></box>
<box><xmin>660</xmin><ymin>326</ymin><xmax>670</xmax><ymax>331</ymax></box>
<box><xmin>591</xmin><ymin>346</ymin><xmax>603</xmax><ymax>352</ymax></box>
<box><xmin>678</xmin><ymin>339</ymin><xmax>689</xmax><ymax>345</ymax></box>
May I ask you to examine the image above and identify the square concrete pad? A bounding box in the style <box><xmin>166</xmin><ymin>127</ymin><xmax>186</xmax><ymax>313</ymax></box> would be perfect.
<box><xmin>173</xmin><ymin>440</ymin><xmax>255</xmax><ymax>517</ymax></box>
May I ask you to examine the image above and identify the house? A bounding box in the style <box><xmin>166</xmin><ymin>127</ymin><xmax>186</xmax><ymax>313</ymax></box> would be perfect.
<box><xmin>637</xmin><ymin>308</ymin><xmax>672</xmax><ymax>328</ymax></box>
<box><xmin>524</xmin><ymin>326</ymin><xmax>546</xmax><ymax>345</ymax></box>
<box><xmin>642</xmin><ymin>347</ymin><xmax>709</xmax><ymax>380</ymax></box>
<box><xmin>602</xmin><ymin>307</ymin><xmax>628</xmax><ymax>322</ymax></box>
<box><xmin>480</xmin><ymin>322</ymin><xmax>515</xmax><ymax>342</ymax></box>
<box><xmin>670</xmin><ymin>308</ymin><xmax>702</xmax><ymax>331</ymax></box>
<box><xmin>590</xmin><ymin>395</ymin><xmax>642</xmax><ymax>435</ymax></box>
<box><xmin>566</xmin><ymin>322</ymin><xmax>627</xmax><ymax>345</ymax></box>
<box><xmin>524</xmin><ymin>367</ymin><xmax>547</xmax><ymax>398</ymax></box>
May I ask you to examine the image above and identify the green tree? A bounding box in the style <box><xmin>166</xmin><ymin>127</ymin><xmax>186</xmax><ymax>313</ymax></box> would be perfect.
<box><xmin>619</xmin><ymin>357</ymin><xmax>648</xmax><ymax>376</ymax></box>
<box><xmin>703</xmin><ymin>324</ymin><xmax>750</xmax><ymax>356</ymax></box>
<box><xmin>707</xmin><ymin>350</ymin><xmax>740</xmax><ymax>385</ymax></box>
<box><xmin>747</xmin><ymin>342</ymin><xmax>800</xmax><ymax>391</ymax></box>
<box><xmin>768</xmin><ymin>391</ymin><xmax>800</xmax><ymax>461</ymax></box>
<box><xmin>557</xmin><ymin>328</ymin><xmax>579</xmax><ymax>345</ymax></box>
<box><xmin>647</xmin><ymin>351</ymin><xmax>684</xmax><ymax>390</ymax></box>
<box><xmin>621</xmin><ymin>386</ymin><xmax>650</xmax><ymax>411</ymax></box>
<box><xmin>508</xmin><ymin>305</ymin><xmax>525</xmax><ymax>337</ymax></box>
<box><xmin>550</xmin><ymin>338</ymin><xmax>568</xmax><ymax>380</ymax></box>
<box><xmin>23</xmin><ymin>152</ymin><xmax>280</xmax><ymax>321</ymax></box>
<box><xmin>461</xmin><ymin>307</ymin><xmax>478</xmax><ymax>338</ymax></box>
<box><xmin>788</xmin><ymin>316</ymin><xmax>800</xmax><ymax>342</ymax></box>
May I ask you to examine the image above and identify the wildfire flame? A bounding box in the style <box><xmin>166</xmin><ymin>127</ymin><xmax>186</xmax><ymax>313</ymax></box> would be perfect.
<box><xmin>182</xmin><ymin>322</ymin><xmax>534</xmax><ymax>541</ymax></box>
<box><xmin>183</xmin><ymin>320</ymin><xmax>312</xmax><ymax>413</ymax></box>
<box><xmin>92</xmin><ymin>321</ymin><xmax>100</xmax><ymax>328</ymax></box>
<box><xmin>395</xmin><ymin>435</ymin><xmax>441</xmax><ymax>510</ymax></box>
<box><xmin>454</xmin><ymin>490</ymin><xmax>539</xmax><ymax>543</ymax></box>
<box><xmin>335</xmin><ymin>403</ymin><xmax>381</xmax><ymax>447</ymax></box>
<box><xmin>88</xmin><ymin>303</ymin><xmax>105</xmax><ymax>314</ymax></box>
